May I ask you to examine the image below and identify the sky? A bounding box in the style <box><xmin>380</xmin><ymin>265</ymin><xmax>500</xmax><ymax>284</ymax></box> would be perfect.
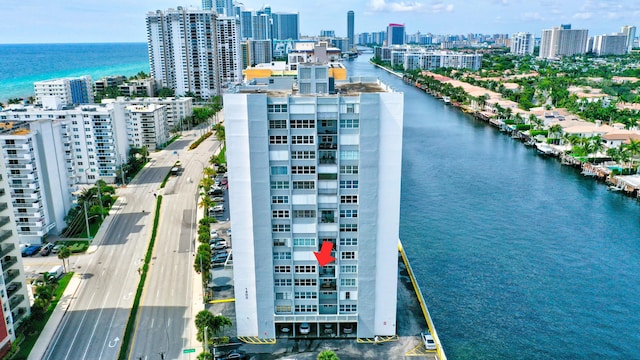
<box><xmin>1</xmin><ymin>0</ymin><xmax>639</xmax><ymax>43</ymax></box>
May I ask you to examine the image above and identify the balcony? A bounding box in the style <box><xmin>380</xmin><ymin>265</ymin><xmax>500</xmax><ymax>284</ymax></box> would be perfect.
<box><xmin>0</xmin><ymin>202</ymin><xmax>8</xmax><ymax>212</ymax></box>
<box><xmin>319</xmin><ymin>266</ymin><xmax>335</xmax><ymax>278</ymax></box>
<box><xmin>11</xmin><ymin>307</ymin><xmax>27</xmax><ymax>323</ymax></box>
<box><xmin>319</xmin><ymin>151</ymin><xmax>336</xmax><ymax>164</ymax></box>
<box><xmin>0</xmin><ymin>244</ymin><xmax>15</xmax><ymax>258</ymax></box>
<box><xmin>1</xmin><ymin>256</ymin><xmax>17</xmax><ymax>269</ymax></box>
<box><xmin>0</xmin><ymin>231</ymin><xmax>13</xmax><ymax>243</ymax></box>
<box><xmin>6</xmin><ymin>281</ymin><xmax>22</xmax><ymax>297</ymax></box>
<box><xmin>320</xmin><ymin>280</ymin><xmax>336</xmax><ymax>291</ymax></box>
<box><xmin>4</xmin><ymin>269</ymin><xmax>20</xmax><ymax>284</ymax></box>
<box><xmin>9</xmin><ymin>294</ymin><xmax>25</xmax><ymax>308</ymax></box>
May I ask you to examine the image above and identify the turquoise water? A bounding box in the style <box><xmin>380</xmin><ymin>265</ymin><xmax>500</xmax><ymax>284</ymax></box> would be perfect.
<box><xmin>346</xmin><ymin>56</ymin><xmax>640</xmax><ymax>359</ymax></box>
<box><xmin>0</xmin><ymin>43</ymin><xmax>149</xmax><ymax>102</ymax></box>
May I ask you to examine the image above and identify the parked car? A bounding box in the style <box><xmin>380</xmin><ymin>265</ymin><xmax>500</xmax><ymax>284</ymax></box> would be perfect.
<box><xmin>211</xmin><ymin>253</ymin><xmax>228</xmax><ymax>264</ymax></box>
<box><xmin>213</xmin><ymin>249</ymin><xmax>228</xmax><ymax>256</ymax></box>
<box><xmin>211</xmin><ymin>196</ymin><xmax>225</xmax><ymax>203</ymax></box>
<box><xmin>52</xmin><ymin>244</ymin><xmax>63</xmax><ymax>254</ymax></box>
<box><xmin>40</xmin><ymin>243</ymin><xmax>55</xmax><ymax>256</ymax></box>
<box><xmin>212</xmin><ymin>204</ymin><xmax>224</xmax><ymax>212</ymax></box>
<box><xmin>22</xmin><ymin>245</ymin><xmax>41</xmax><ymax>257</ymax></box>
<box><xmin>299</xmin><ymin>322</ymin><xmax>311</xmax><ymax>335</ymax></box>
<box><xmin>211</xmin><ymin>241</ymin><xmax>228</xmax><ymax>250</ymax></box>
<box><xmin>210</xmin><ymin>229</ymin><xmax>219</xmax><ymax>238</ymax></box>
<box><xmin>221</xmin><ymin>178</ymin><xmax>228</xmax><ymax>186</ymax></box>
<box><xmin>421</xmin><ymin>332</ymin><xmax>436</xmax><ymax>350</ymax></box>
<box><xmin>209</xmin><ymin>237</ymin><xmax>225</xmax><ymax>245</ymax></box>
<box><xmin>209</xmin><ymin>188</ymin><xmax>224</xmax><ymax>196</ymax></box>
<box><xmin>219</xmin><ymin>350</ymin><xmax>246</xmax><ymax>360</ymax></box>
<box><xmin>6</xmin><ymin>283</ymin><xmax>17</xmax><ymax>293</ymax></box>
<box><xmin>226</xmin><ymin>228</ymin><xmax>232</xmax><ymax>237</ymax></box>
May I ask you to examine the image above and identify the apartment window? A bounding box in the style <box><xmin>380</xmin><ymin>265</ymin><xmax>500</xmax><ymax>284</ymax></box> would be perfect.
<box><xmin>293</xmin><ymin>181</ymin><xmax>315</xmax><ymax>190</ymax></box>
<box><xmin>291</xmin><ymin>135</ymin><xmax>314</xmax><ymax>145</ymax></box>
<box><xmin>340</xmin><ymin>278</ymin><xmax>357</xmax><ymax>287</ymax></box>
<box><xmin>295</xmin><ymin>305</ymin><xmax>317</xmax><ymax>313</ymax></box>
<box><xmin>340</xmin><ymin>195</ymin><xmax>358</xmax><ymax>204</ymax></box>
<box><xmin>272</xmin><ymin>210</ymin><xmax>290</xmax><ymax>218</ymax></box>
<box><xmin>275</xmin><ymin>292</ymin><xmax>292</xmax><ymax>300</ymax></box>
<box><xmin>272</xmin><ymin>224</ymin><xmax>291</xmax><ymax>232</ymax></box>
<box><xmin>271</xmin><ymin>195</ymin><xmax>289</xmax><ymax>204</ymax></box>
<box><xmin>275</xmin><ymin>305</ymin><xmax>292</xmax><ymax>313</ymax></box>
<box><xmin>273</xmin><ymin>252</ymin><xmax>292</xmax><ymax>260</ymax></box>
<box><xmin>291</xmin><ymin>151</ymin><xmax>316</xmax><ymax>159</ymax></box>
<box><xmin>267</xmin><ymin>104</ymin><xmax>288</xmax><ymax>113</ymax></box>
<box><xmin>271</xmin><ymin>181</ymin><xmax>290</xmax><ymax>189</ymax></box>
<box><xmin>339</xmin><ymin>304</ymin><xmax>357</xmax><ymax>313</ymax></box>
<box><xmin>273</xmin><ymin>238</ymin><xmax>288</xmax><ymax>247</ymax></box>
<box><xmin>293</xmin><ymin>210</ymin><xmax>316</xmax><ymax>218</ymax></box>
<box><xmin>293</xmin><ymin>238</ymin><xmax>315</xmax><ymax>246</ymax></box>
<box><xmin>295</xmin><ymin>265</ymin><xmax>316</xmax><ymax>273</ymax></box>
<box><xmin>295</xmin><ymin>292</ymin><xmax>317</xmax><ymax>299</ymax></box>
<box><xmin>340</xmin><ymin>265</ymin><xmax>357</xmax><ymax>273</ymax></box>
<box><xmin>269</xmin><ymin>120</ymin><xmax>287</xmax><ymax>129</ymax></box>
<box><xmin>340</xmin><ymin>150</ymin><xmax>359</xmax><ymax>160</ymax></box>
<box><xmin>340</xmin><ymin>224</ymin><xmax>358</xmax><ymax>232</ymax></box>
<box><xmin>341</xmin><ymin>251</ymin><xmax>357</xmax><ymax>260</ymax></box>
<box><xmin>291</xmin><ymin>166</ymin><xmax>315</xmax><ymax>174</ymax></box>
<box><xmin>274</xmin><ymin>265</ymin><xmax>291</xmax><ymax>273</ymax></box>
<box><xmin>340</xmin><ymin>165</ymin><xmax>358</xmax><ymax>174</ymax></box>
<box><xmin>271</xmin><ymin>166</ymin><xmax>288</xmax><ymax>175</ymax></box>
<box><xmin>295</xmin><ymin>279</ymin><xmax>317</xmax><ymax>286</ymax></box>
<box><xmin>269</xmin><ymin>135</ymin><xmax>288</xmax><ymax>144</ymax></box>
<box><xmin>274</xmin><ymin>279</ymin><xmax>292</xmax><ymax>286</ymax></box>
<box><xmin>290</xmin><ymin>119</ymin><xmax>315</xmax><ymax>128</ymax></box>
<box><xmin>340</xmin><ymin>180</ymin><xmax>359</xmax><ymax>189</ymax></box>
<box><xmin>340</xmin><ymin>209</ymin><xmax>358</xmax><ymax>218</ymax></box>
<box><xmin>340</xmin><ymin>238</ymin><xmax>358</xmax><ymax>246</ymax></box>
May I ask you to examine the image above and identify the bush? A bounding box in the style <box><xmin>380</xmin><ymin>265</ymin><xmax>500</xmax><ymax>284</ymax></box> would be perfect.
<box><xmin>529</xmin><ymin>130</ymin><xmax>548</xmax><ymax>137</ymax></box>
<box><xmin>504</xmin><ymin>119</ymin><xmax>515</xmax><ymax>125</ymax></box>
<box><xmin>515</xmin><ymin>124</ymin><xmax>531</xmax><ymax>130</ymax></box>
<box><xmin>69</xmin><ymin>242</ymin><xmax>88</xmax><ymax>253</ymax></box>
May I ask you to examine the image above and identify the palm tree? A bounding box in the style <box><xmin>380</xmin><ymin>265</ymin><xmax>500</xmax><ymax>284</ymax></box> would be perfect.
<box><xmin>623</xmin><ymin>139</ymin><xmax>640</xmax><ymax>173</ymax></box>
<box><xmin>529</xmin><ymin>114</ymin><xmax>543</xmax><ymax>130</ymax></box>
<box><xmin>589</xmin><ymin>135</ymin><xmax>605</xmax><ymax>162</ymax></box>
<box><xmin>58</xmin><ymin>246</ymin><xmax>71</xmax><ymax>272</ymax></box>
<box><xmin>548</xmin><ymin>124</ymin><xmax>563</xmax><ymax>143</ymax></box>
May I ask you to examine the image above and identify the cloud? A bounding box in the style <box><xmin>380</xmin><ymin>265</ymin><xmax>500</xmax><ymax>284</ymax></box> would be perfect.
<box><xmin>522</xmin><ymin>12</ymin><xmax>544</xmax><ymax>21</ymax></box>
<box><xmin>573</xmin><ymin>12</ymin><xmax>593</xmax><ymax>20</ymax></box>
<box><xmin>367</xmin><ymin>0</ymin><xmax>453</xmax><ymax>13</ymax></box>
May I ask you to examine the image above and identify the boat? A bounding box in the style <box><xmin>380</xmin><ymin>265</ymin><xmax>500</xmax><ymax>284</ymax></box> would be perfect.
<box><xmin>535</xmin><ymin>143</ymin><xmax>555</xmax><ymax>156</ymax></box>
<box><xmin>581</xmin><ymin>170</ymin><xmax>596</xmax><ymax>177</ymax></box>
<box><xmin>608</xmin><ymin>184</ymin><xmax>624</xmax><ymax>191</ymax></box>
<box><xmin>442</xmin><ymin>96</ymin><xmax>451</xmax><ymax>104</ymax></box>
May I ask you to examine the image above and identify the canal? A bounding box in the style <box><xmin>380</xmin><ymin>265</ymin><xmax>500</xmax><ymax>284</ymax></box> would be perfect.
<box><xmin>345</xmin><ymin>56</ymin><xmax>640</xmax><ymax>359</ymax></box>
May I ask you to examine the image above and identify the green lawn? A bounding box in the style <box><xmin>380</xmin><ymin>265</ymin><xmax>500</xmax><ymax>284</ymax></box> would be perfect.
<box><xmin>12</xmin><ymin>273</ymin><xmax>74</xmax><ymax>360</ymax></box>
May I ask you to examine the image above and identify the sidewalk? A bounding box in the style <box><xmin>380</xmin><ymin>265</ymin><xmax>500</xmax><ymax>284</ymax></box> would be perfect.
<box><xmin>28</xmin><ymin>195</ymin><xmax>127</xmax><ymax>360</ymax></box>
<box><xmin>187</xmin><ymin>201</ymin><xmax>206</xmax><ymax>358</ymax></box>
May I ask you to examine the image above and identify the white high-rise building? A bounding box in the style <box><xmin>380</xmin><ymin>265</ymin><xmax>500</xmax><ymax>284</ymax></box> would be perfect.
<box><xmin>539</xmin><ymin>25</ymin><xmax>589</xmax><ymax>59</ymax></box>
<box><xmin>124</xmin><ymin>105</ymin><xmax>168</xmax><ymax>152</ymax></box>
<box><xmin>621</xmin><ymin>25</ymin><xmax>636</xmax><ymax>53</ymax></box>
<box><xmin>592</xmin><ymin>33</ymin><xmax>628</xmax><ymax>56</ymax></box>
<box><xmin>217</xmin><ymin>16</ymin><xmax>243</xmax><ymax>85</ymax></box>
<box><xmin>225</xmin><ymin>64</ymin><xmax>403</xmax><ymax>339</ymax></box>
<box><xmin>0</xmin><ymin>169</ymin><xmax>30</xmax><ymax>347</ymax></box>
<box><xmin>510</xmin><ymin>32</ymin><xmax>534</xmax><ymax>56</ymax></box>
<box><xmin>146</xmin><ymin>7</ymin><xmax>221</xmax><ymax>99</ymax></box>
<box><xmin>34</xmin><ymin>76</ymin><xmax>94</xmax><ymax>107</ymax></box>
<box><xmin>109</xmin><ymin>97</ymin><xmax>193</xmax><ymax>133</ymax></box>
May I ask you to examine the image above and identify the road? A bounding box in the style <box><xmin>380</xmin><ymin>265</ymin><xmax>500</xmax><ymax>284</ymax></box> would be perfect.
<box><xmin>41</xmin><ymin>130</ymin><xmax>216</xmax><ymax>360</ymax></box>
<box><xmin>129</xmin><ymin>133</ymin><xmax>222</xmax><ymax>360</ymax></box>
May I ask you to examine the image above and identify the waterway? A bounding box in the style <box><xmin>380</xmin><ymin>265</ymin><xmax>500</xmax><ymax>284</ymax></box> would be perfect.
<box><xmin>345</xmin><ymin>55</ymin><xmax>640</xmax><ymax>359</ymax></box>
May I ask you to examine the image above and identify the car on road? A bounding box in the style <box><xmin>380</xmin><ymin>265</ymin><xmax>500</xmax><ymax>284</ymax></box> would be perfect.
<box><xmin>21</xmin><ymin>245</ymin><xmax>41</xmax><ymax>257</ymax></box>
<box><xmin>421</xmin><ymin>332</ymin><xmax>436</xmax><ymax>350</ymax></box>
<box><xmin>40</xmin><ymin>243</ymin><xmax>55</xmax><ymax>256</ymax></box>
<box><xmin>299</xmin><ymin>322</ymin><xmax>311</xmax><ymax>335</ymax></box>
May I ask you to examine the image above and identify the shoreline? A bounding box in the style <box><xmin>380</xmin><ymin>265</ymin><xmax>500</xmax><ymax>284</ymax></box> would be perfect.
<box><xmin>370</xmin><ymin>61</ymin><xmax>640</xmax><ymax>201</ymax></box>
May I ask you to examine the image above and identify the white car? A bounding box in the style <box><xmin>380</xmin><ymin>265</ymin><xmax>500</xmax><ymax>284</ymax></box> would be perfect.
<box><xmin>421</xmin><ymin>332</ymin><xmax>436</xmax><ymax>350</ymax></box>
<box><xmin>299</xmin><ymin>323</ymin><xmax>311</xmax><ymax>335</ymax></box>
<box><xmin>210</xmin><ymin>229</ymin><xmax>218</xmax><ymax>238</ymax></box>
<box><xmin>212</xmin><ymin>204</ymin><xmax>224</xmax><ymax>212</ymax></box>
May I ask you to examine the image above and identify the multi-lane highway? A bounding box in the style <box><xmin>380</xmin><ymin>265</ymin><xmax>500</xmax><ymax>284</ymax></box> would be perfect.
<box><xmin>42</xmin><ymin>129</ymin><xmax>219</xmax><ymax>360</ymax></box>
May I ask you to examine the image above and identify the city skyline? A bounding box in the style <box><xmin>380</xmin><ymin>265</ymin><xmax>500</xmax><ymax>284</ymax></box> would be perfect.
<box><xmin>2</xmin><ymin>0</ymin><xmax>640</xmax><ymax>44</ymax></box>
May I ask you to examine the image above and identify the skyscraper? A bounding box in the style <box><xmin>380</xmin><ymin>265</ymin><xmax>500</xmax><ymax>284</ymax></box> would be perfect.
<box><xmin>621</xmin><ymin>25</ymin><xmax>636</xmax><ymax>53</ymax></box>
<box><xmin>347</xmin><ymin>10</ymin><xmax>354</xmax><ymax>51</ymax></box>
<box><xmin>539</xmin><ymin>25</ymin><xmax>588</xmax><ymax>59</ymax></box>
<box><xmin>215</xmin><ymin>0</ymin><xmax>234</xmax><ymax>16</ymax></box>
<box><xmin>272</xmin><ymin>13</ymin><xmax>299</xmax><ymax>40</ymax></box>
<box><xmin>591</xmin><ymin>33</ymin><xmax>628</xmax><ymax>56</ymax></box>
<box><xmin>510</xmin><ymin>32</ymin><xmax>534</xmax><ymax>56</ymax></box>
<box><xmin>240</xmin><ymin>10</ymin><xmax>253</xmax><ymax>39</ymax></box>
<box><xmin>147</xmin><ymin>7</ymin><xmax>243</xmax><ymax>98</ymax></box>
<box><xmin>252</xmin><ymin>13</ymin><xmax>271</xmax><ymax>40</ymax></box>
<box><xmin>387</xmin><ymin>23</ymin><xmax>405</xmax><ymax>45</ymax></box>
<box><xmin>224</xmin><ymin>63</ymin><xmax>403</xmax><ymax>339</ymax></box>
<box><xmin>202</xmin><ymin>0</ymin><xmax>212</xmax><ymax>10</ymax></box>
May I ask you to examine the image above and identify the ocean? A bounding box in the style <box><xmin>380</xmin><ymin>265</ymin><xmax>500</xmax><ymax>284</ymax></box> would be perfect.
<box><xmin>0</xmin><ymin>43</ymin><xmax>149</xmax><ymax>102</ymax></box>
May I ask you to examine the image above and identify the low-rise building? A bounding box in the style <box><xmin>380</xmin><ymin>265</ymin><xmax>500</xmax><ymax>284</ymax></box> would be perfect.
<box><xmin>34</xmin><ymin>76</ymin><xmax>94</xmax><ymax>107</ymax></box>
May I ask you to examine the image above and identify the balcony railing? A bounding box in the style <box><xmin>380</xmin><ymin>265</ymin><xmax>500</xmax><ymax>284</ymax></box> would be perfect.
<box><xmin>0</xmin><ymin>231</ymin><xmax>13</xmax><ymax>242</ymax></box>
<box><xmin>1</xmin><ymin>256</ymin><xmax>17</xmax><ymax>269</ymax></box>
<box><xmin>9</xmin><ymin>294</ymin><xmax>25</xmax><ymax>308</ymax></box>
<box><xmin>4</xmin><ymin>269</ymin><xmax>19</xmax><ymax>284</ymax></box>
<box><xmin>0</xmin><ymin>244</ymin><xmax>15</xmax><ymax>257</ymax></box>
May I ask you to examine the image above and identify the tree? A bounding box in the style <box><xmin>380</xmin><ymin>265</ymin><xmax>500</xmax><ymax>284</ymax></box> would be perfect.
<box><xmin>194</xmin><ymin>250</ymin><xmax>211</xmax><ymax>274</ymax></box>
<box><xmin>196</xmin><ymin>352</ymin><xmax>212</xmax><ymax>360</ymax></box>
<box><xmin>157</xmin><ymin>88</ymin><xmax>175</xmax><ymax>97</ymax></box>
<box><xmin>210</xmin><ymin>315</ymin><xmax>232</xmax><ymax>337</ymax></box>
<box><xmin>195</xmin><ymin>310</ymin><xmax>216</xmax><ymax>343</ymax></box>
<box><xmin>318</xmin><ymin>350</ymin><xmax>340</xmax><ymax>360</ymax></box>
<box><xmin>58</xmin><ymin>245</ymin><xmax>71</xmax><ymax>272</ymax></box>
<box><xmin>548</xmin><ymin>124</ymin><xmax>563</xmax><ymax>142</ymax></box>
<box><xmin>529</xmin><ymin>114</ymin><xmax>543</xmax><ymax>130</ymax></box>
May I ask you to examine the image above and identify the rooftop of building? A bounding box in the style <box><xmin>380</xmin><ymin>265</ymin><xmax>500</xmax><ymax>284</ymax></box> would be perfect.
<box><xmin>0</xmin><ymin>121</ymin><xmax>31</xmax><ymax>136</ymax></box>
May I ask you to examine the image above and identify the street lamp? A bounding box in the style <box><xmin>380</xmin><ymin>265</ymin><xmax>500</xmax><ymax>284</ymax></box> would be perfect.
<box><xmin>83</xmin><ymin>200</ymin><xmax>91</xmax><ymax>239</ymax></box>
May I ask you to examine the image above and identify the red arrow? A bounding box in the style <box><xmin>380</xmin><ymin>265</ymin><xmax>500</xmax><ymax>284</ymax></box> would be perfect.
<box><xmin>314</xmin><ymin>241</ymin><xmax>336</xmax><ymax>267</ymax></box>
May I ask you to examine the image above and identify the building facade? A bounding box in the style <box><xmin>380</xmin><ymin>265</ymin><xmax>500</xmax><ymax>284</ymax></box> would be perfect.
<box><xmin>347</xmin><ymin>11</ymin><xmax>355</xmax><ymax>51</ymax></box>
<box><xmin>510</xmin><ymin>32</ymin><xmax>534</xmax><ymax>56</ymax></box>
<box><xmin>217</xmin><ymin>16</ymin><xmax>243</xmax><ymax>85</ymax></box>
<box><xmin>34</xmin><ymin>76</ymin><xmax>94</xmax><ymax>107</ymax></box>
<box><xmin>386</xmin><ymin>24</ymin><xmax>405</xmax><ymax>45</ymax></box>
<box><xmin>0</xmin><ymin>168</ymin><xmax>29</xmax><ymax>355</ymax></box>
<box><xmin>225</xmin><ymin>64</ymin><xmax>403</xmax><ymax>339</ymax></box>
<box><xmin>146</xmin><ymin>7</ymin><xmax>221</xmax><ymax>99</ymax></box>
<box><xmin>272</xmin><ymin>13</ymin><xmax>299</xmax><ymax>41</ymax></box>
<box><xmin>539</xmin><ymin>25</ymin><xmax>589</xmax><ymax>59</ymax></box>
<box><xmin>621</xmin><ymin>25</ymin><xmax>636</xmax><ymax>53</ymax></box>
<box><xmin>591</xmin><ymin>33</ymin><xmax>628</xmax><ymax>56</ymax></box>
<box><xmin>124</xmin><ymin>105</ymin><xmax>168</xmax><ymax>152</ymax></box>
